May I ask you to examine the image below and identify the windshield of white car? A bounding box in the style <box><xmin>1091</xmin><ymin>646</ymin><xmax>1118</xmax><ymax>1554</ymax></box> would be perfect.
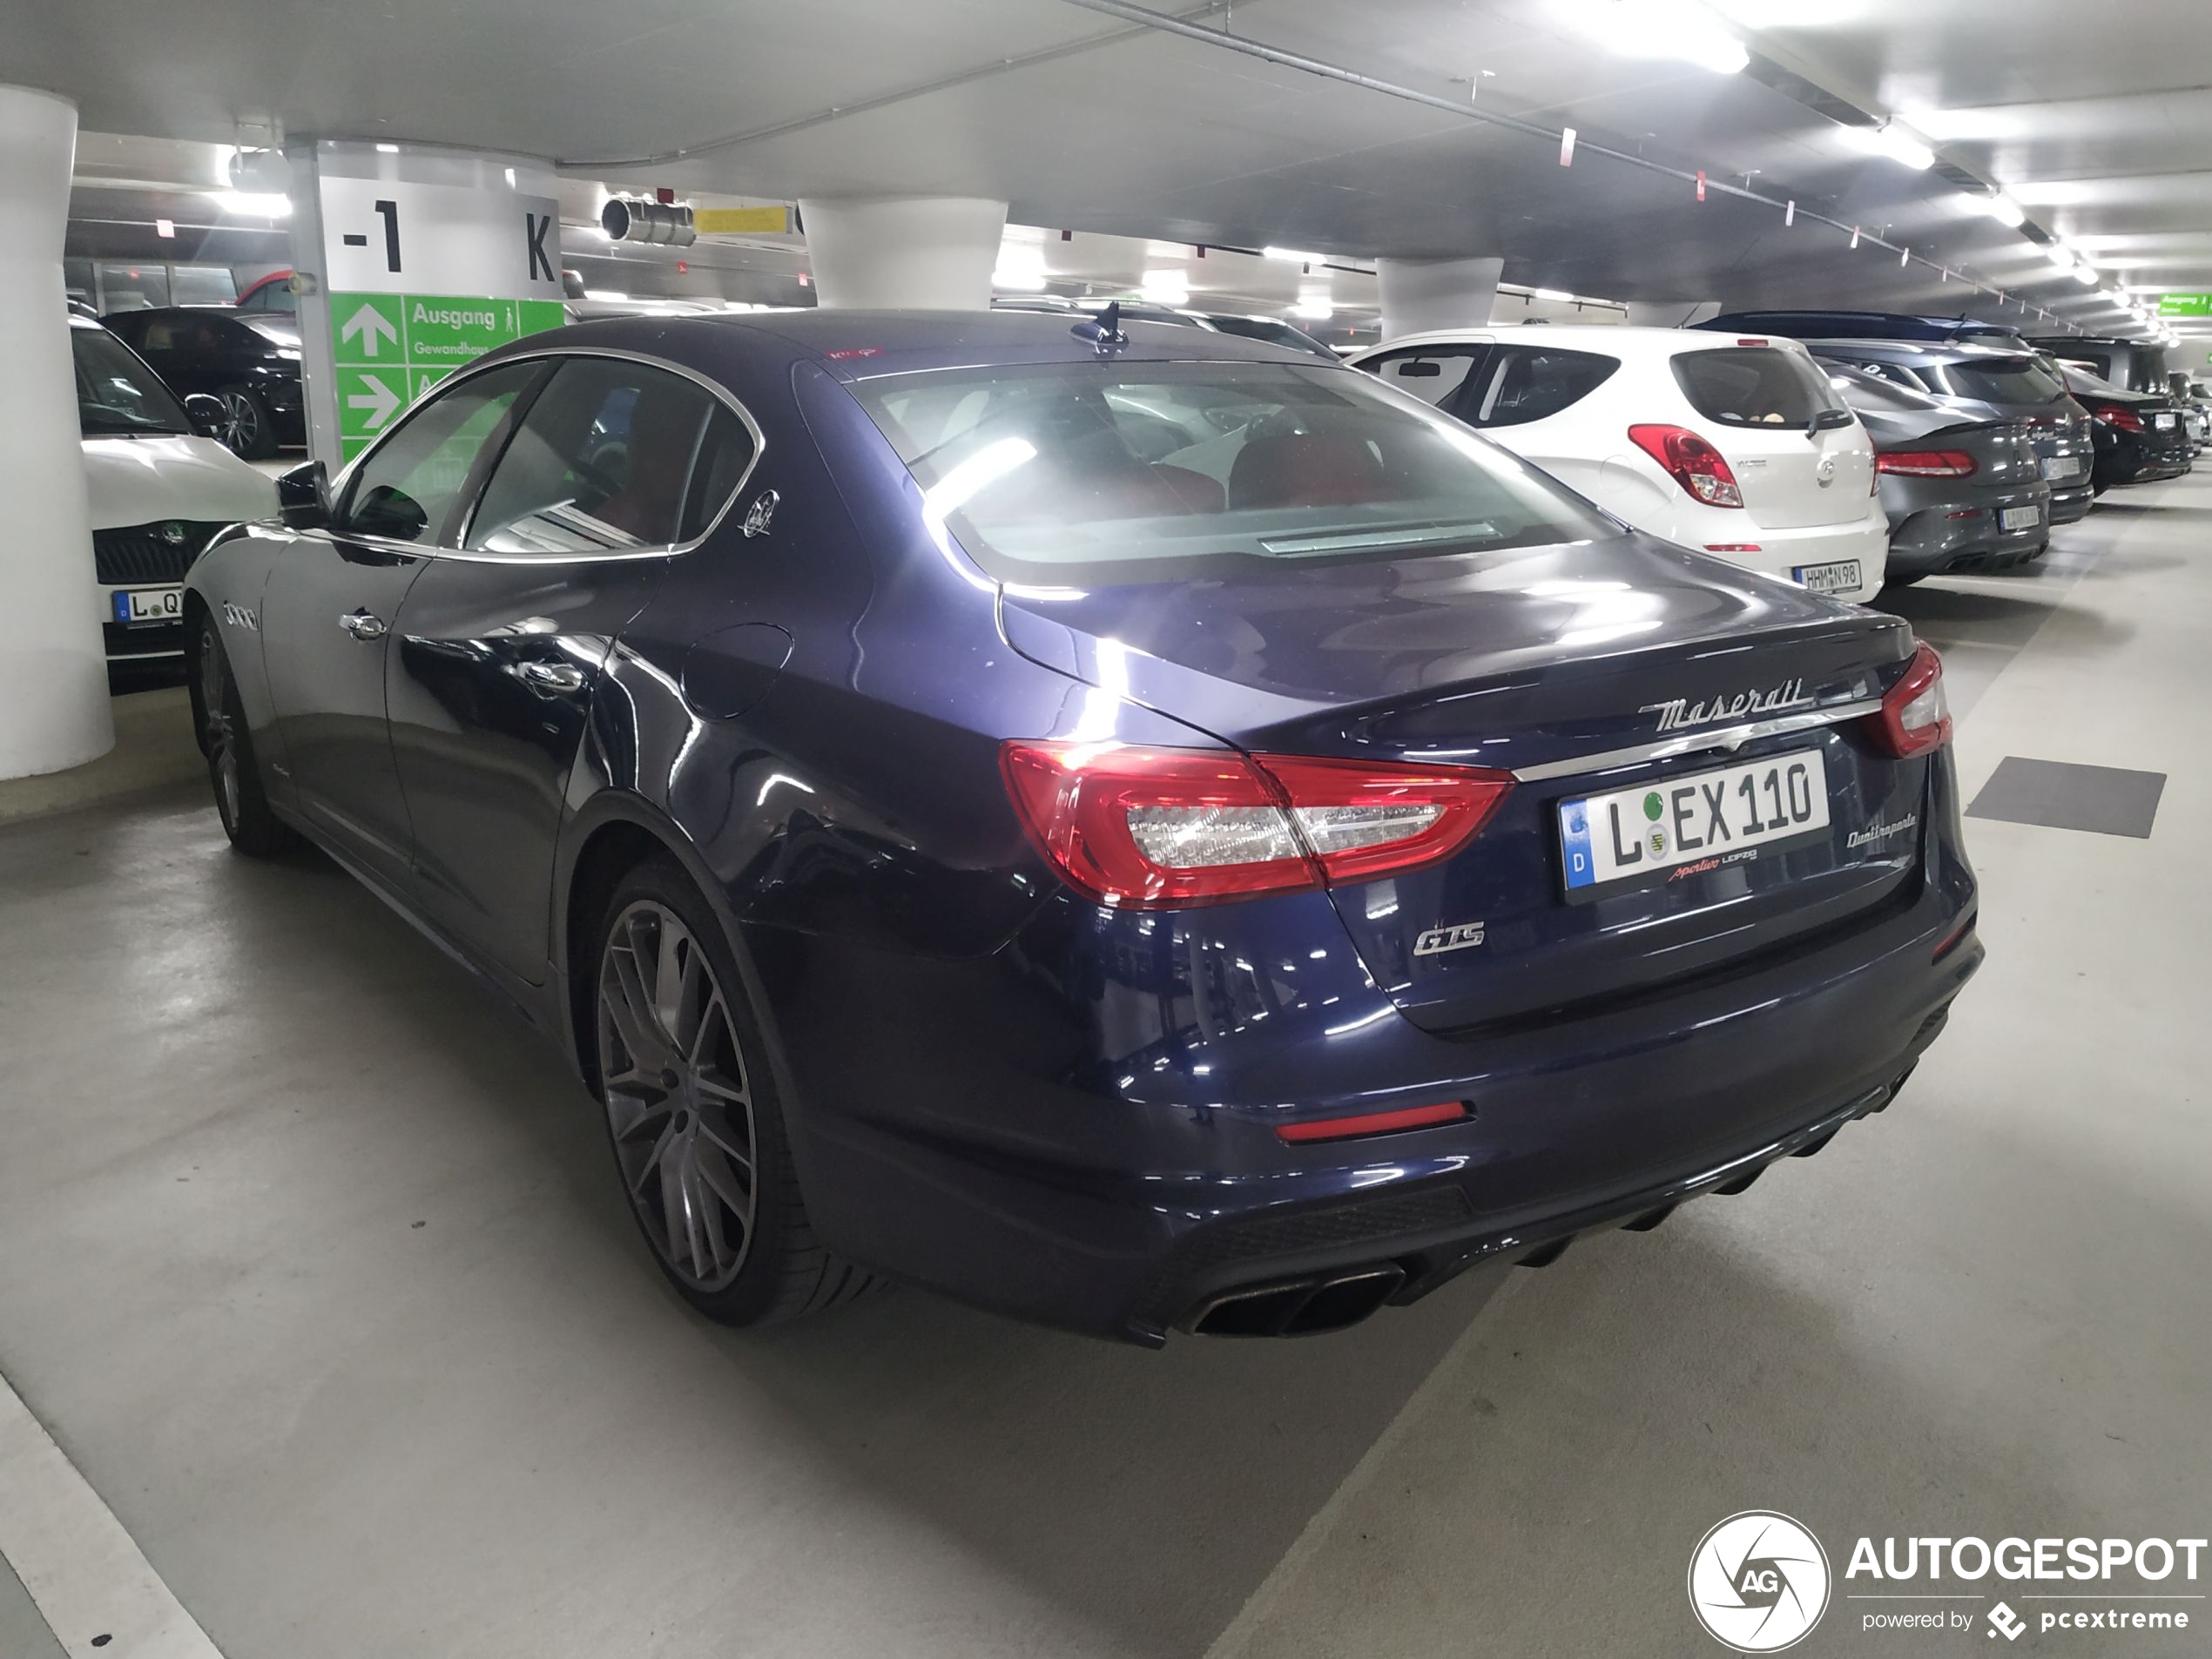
<box><xmin>849</xmin><ymin>359</ymin><xmax>1620</xmax><ymax>587</ymax></box>
<box><xmin>73</xmin><ymin>328</ymin><xmax>191</xmax><ymax>435</ymax></box>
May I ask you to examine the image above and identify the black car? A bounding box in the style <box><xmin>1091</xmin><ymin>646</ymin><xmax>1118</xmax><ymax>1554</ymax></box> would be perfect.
<box><xmin>2027</xmin><ymin>334</ymin><xmax>2170</xmax><ymax>395</ymax></box>
<box><xmin>1797</xmin><ymin>338</ymin><xmax>2094</xmax><ymax>524</ymax></box>
<box><xmin>1824</xmin><ymin>365</ymin><xmax>2053</xmax><ymax>583</ymax></box>
<box><xmin>101</xmin><ymin>306</ymin><xmax>305</xmax><ymax>459</ymax></box>
<box><xmin>2058</xmin><ymin>366</ymin><xmax>2192</xmax><ymax>489</ymax></box>
<box><xmin>1699</xmin><ymin>311</ymin><xmax>2023</xmax><ymax>345</ymax></box>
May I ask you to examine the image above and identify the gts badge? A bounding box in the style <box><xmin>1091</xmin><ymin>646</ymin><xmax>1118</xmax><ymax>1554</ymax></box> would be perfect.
<box><xmin>221</xmin><ymin>601</ymin><xmax>258</xmax><ymax>631</ymax></box>
<box><xmin>1413</xmin><ymin>921</ymin><xmax>1486</xmax><ymax>958</ymax></box>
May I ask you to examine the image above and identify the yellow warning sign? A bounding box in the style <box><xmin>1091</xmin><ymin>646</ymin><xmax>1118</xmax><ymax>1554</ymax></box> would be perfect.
<box><xmin>693</xmin><ymin>206</ymin><xmax>794</xmax><ymax>235</ymax></box>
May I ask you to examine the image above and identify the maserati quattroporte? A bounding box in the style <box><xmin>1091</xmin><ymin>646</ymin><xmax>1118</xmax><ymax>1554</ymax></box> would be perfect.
<box><xmin>185</xmin><ymin>311</ymin><xmax>1979</xmax><ymax>1344</ymax></box>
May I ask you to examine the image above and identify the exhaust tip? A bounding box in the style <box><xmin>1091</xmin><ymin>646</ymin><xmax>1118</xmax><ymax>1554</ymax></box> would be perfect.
<box><xmin>1186</xmin><ymin>1264</ymin><xmax>1406</xmax><ymax>1337</ymax></box>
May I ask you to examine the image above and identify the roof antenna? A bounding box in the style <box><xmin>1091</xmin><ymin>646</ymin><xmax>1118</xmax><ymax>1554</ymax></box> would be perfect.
<box><xmin>1072</xmin><ymin>300</ymin><xmax>1128</xmax><ymax>354</ymax></box>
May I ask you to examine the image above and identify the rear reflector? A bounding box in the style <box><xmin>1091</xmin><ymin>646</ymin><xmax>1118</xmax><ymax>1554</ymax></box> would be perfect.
<box><xmin>1628</xmin><ymin>423</ymin><xmax>1743</xmax><ymax>508</ymax></box>
<box><xmin>1932</xmin><ymin>910</ymin><xmax>1976</xmax><ymax>962</ymax></box>
<box><xmin>1877</xmin><ymin>448</ymin><xmax>1977</xmax><ymax>477</ymax></box>
<box><xmin>1000</xmin><ymin>744</ymin><xmax>1513</xmax><ymax>910</ymax></box>
<box><xmin>1865</xmin><ymin>641</ymin><xmax>1951</xmax><ymax>759</ymax></box>
<box><xmin>1703</xmin><ymin>543</ymin><xmax>1764</xmax><ymax>553</ymax></box>
<box><xmin>1277</xmin><ymin>1101</ymin><xmax>1470</xmax><ymax>1143</ymax></box>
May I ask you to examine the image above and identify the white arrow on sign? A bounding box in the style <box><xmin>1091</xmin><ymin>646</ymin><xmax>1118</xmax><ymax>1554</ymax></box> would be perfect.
<box><xmin>347</xmin><ymin>374</ymin><xmax>401</xmax><ymax>431</ymax></box>
<box><xmin>341</xmin><ymin>301</ymin><xmax>399</xmax><ymax>357</ymax></box>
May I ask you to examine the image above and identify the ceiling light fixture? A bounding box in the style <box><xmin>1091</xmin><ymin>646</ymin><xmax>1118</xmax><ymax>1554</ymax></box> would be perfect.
<box><xmin>1530</xmin><ymin>287</ymin><xmax>1575</xmax><ymax>301</ymax></box>
<box><xmin>993</xmin><ymin>243</ymin><xmax>1049</xmax><ymax>292</ymax></box>
<box><xmin>1550</xmin><ymin>0</ymin><xmax>1747</xmax><ymax>74</ymax></box>
<box><xmin>1293</xmin><ymin>294</ymin><xmax>1334</xmax><ymax>320</ymax></box>
<box><xmin>1850</xmin><ymin>119</ymin><xmax>1934</xmax><ymax>171</ymax></box>
<box><xmin>1141</xmin><ymin>268</ymin><xmax>1190</xmax><ymax>305</ymax></box>
<box><xmin>1978</xmin><ymin>192</ymin><xmax>2025</xmax><ymax>227</ymax></box>
<box><xmin>1263</xmin><ymin>246</ymin><xmax>1325</xmax><ymax>266</ymax></box>
<box><xmin>212</xmin><ymin>191</ymin><xmax>291</xmax><ymax>218</ymax></box>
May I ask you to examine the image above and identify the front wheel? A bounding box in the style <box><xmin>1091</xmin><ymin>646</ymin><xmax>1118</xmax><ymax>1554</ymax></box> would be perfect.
<box><xmin>593</xmin><ymin>858</ymin><xmax>879</xmax><ymax>1325</ymax></box>
<box><xmin>195</xmin><ymin>617</ymin><xmax>296</xmax><ymax>857</ymax></box>
<box><xmin>217</xmin><ymin>386</ymin><xmax>277</xmax><ymax>460</ymax></box>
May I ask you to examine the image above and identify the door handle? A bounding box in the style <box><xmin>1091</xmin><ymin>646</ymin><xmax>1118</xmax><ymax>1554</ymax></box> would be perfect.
<box><xmin>339</xmin><ymin>610</ymin><xmax>387</xmax><ymax>641</ymax></box>
<box><xmin>518</xmin><ymin>659</ymin><xmax>585</xmax><ymax>691</ymax></box>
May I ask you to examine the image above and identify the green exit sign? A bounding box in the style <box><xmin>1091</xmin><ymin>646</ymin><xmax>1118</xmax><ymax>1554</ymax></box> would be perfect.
<box><xmin>2157</xmin><ymin>293</ymin><xmax>2212</xmax><ymax>318</ymax></box>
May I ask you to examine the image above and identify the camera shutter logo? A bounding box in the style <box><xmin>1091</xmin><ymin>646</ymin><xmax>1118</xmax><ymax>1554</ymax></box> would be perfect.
<box><xmin>1688</xmin><ymin>1511</ymin><xmax>1831</xmax><ymax>1652</ymax></box>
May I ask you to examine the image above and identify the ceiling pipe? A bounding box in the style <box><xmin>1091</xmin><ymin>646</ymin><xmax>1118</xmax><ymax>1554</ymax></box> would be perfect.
<box><xmin>1055</xmin><ymin>0</ymin><xmax>2048</xmax><ymax>318</ymax></box>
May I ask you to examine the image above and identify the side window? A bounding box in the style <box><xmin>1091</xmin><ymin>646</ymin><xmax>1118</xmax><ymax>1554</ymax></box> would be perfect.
<box><xmin>336</xmin><ymin>361</ymin><xmax>542</xmax><ymax>545</ymax></box>
<box><xmin>465</xmin><ymin>358</ymin><xmax>742</xmax><ymax>553</ymax></box>
<box><xmin>1363</xmin><ymin>347</ymin><xmax>1484</xmax><ymax>408</ymax></box>
<box><xmin>1465</xmin><ymin>347</ymin><xmax>1621</xmax><ymax>428</ymax></box>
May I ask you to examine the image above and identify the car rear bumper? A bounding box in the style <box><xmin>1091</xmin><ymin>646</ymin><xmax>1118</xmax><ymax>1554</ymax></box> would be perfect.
<box><xmin>761</xmin><ymin>765</ymin><xmax>1979</xmax><ymax>1345</ymax></box>
<box><xmin>1885</xmin><ymin>484</ymin><xmax>2052</xmax><ymax>576</ymax></box>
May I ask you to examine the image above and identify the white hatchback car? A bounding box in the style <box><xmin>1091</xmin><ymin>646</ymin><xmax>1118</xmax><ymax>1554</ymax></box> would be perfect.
<box><xmin>73</xmin><ymin>314</ymin><xmax>277</xmax><ymax>663</ymax></box>
<box><xmin>1351</xmin><ymin>325</ymin><xmax>1889</xmax><ymax>599</ymax></box>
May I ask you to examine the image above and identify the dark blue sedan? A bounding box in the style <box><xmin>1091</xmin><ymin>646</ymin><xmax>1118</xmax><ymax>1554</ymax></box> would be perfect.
<box><xmin>184</xmin><ymin>311</ymin><xmax>1979</xmax><ymax>1345</ymax></box>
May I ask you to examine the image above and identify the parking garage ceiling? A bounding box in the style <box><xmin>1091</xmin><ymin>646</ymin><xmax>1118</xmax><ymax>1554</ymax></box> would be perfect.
<box><xmin>10</xmin><ymin>0</ymin><xmax>2209</xmax><ymax>338</ymax></box>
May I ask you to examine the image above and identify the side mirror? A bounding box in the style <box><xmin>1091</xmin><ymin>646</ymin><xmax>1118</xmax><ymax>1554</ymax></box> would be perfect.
<box><xmin>277</xmin><ymin>459</ymin><xmax>331</xmax><ymax>530</ymax></box>
<box><xmin>183</xmin><ymin>393</ymin><xmax>226</xmax><ymax>438</ymax></box>
<box><xmin>352</xmin><ymin>482</ymin><xmax>428</xmax><ymax>543</ymax></box>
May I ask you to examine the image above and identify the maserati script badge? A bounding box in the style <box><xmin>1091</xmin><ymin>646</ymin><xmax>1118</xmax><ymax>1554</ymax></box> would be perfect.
<box><xmin>1641</xmin><ymin>679</ymin><xmax>1811</xmax><ymax>732</ymax></box>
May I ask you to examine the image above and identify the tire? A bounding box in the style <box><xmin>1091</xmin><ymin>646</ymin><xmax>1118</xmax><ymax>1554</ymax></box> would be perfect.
<box><xmin>195</xmin><ymin>617</ymin><xmax>297</xmax><ymax>857</ymax></box>
<box><xmin>591</xmin><ymin>856</ymin><xmax>879</xmax><ymax>1325</ymax></box>
<box><xmin>217</xmin><ymin>385</ymin><xmax>277</xmax><ymax>460</ymax></box>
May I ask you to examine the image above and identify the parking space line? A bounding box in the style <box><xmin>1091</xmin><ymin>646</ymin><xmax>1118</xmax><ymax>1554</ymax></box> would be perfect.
<box><xmin>1201</xmin><ymin>1271</ymin><xmax>1529</xmax><ymax>1659</ymax></box>
<box><xmin>0</xmin><ymin>1370</ymin><xmax>223</xmax><ymax>1659</ymax></box>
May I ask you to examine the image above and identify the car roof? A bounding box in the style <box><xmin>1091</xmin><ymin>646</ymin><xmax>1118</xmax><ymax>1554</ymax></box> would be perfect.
<box><xmin>635</xmin><ymin>307</ymin><xmax>1320</xmax><ymax>377</ymax></box>
<box><xmin>1800</xmin><ymin>337</ymin><xmax>2047</xmax><ymax>361</ymax></box>
<box><xmin>1351</xmin><ymin>323</ymin><xmax>1810</xmax><ymax>360</ymax></box>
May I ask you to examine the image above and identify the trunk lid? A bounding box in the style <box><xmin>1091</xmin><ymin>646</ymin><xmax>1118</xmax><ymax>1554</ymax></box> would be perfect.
<box><xmin>1670</xmin><ymin>345</ymin><xmax>1877</xmax><ymax>529</ymax></box>
<box><xmin>1000</xmin><ymin>531</ymin><xmax>1924</xmax><ymax>1030</ymax></box>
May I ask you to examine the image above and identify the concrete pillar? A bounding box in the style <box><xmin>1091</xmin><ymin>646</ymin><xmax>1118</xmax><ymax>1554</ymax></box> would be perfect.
<box><xmin>797</xmin><ymin>197</ymin><xmax>1008</xmax><ymax>310</ymax></box>
<box><xmin>0</xmin><ymin>85</ymin><xmax>113</xmax><ymax>780</ymax></box>
<box><xmin>1377</xmin><ymin>256</ymin><xmax>1503</xmax><ymax>341</ymax></box>
<box><xmin>1627</xmin><ymin>300</ymin><xmax>1723</xmax><ymax>329</ymax></box>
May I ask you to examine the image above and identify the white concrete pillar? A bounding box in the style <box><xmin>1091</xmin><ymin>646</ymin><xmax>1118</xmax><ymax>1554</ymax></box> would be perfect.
<box><xmin>0</xmin><ymin>86</ymin><xmax>113</xmax><ymax>780</ymax></box>
<box><xmin>1627</xmin><ymin>300</ymin><xmax>1723</xmax><ymax>329</ymax></box>
<box><xmin>1377</xmin><ymin>256</ymin><xmax>1503</xmax><ymax>341</ymax></box>
<box><xmin>797</xmin><ymin>197</ymin><xmax>1008</xmax><ymax>310</ymax></box>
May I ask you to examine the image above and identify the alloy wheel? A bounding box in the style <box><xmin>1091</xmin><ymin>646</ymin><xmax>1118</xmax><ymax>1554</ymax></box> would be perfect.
<box><xmin>220</xmin><ymin>391</ymin><xmax>260</xmax><ymax>455</ymax></box>
<box><xmin>199</xmin><ymin>631</ymin><xmax>241</xmax><ymax>827</ymax></box>
<box><xmin>597</xmin><ymin>900</ymin><xmax>759</xmax><ymax>1290</ymax></box>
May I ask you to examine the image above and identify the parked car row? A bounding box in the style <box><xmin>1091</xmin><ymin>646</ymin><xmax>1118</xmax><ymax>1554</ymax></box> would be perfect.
<box><xmin>1346</xmin><ymin>309</ymin><xmax>2188</xmax><ymax>599</ymax></box>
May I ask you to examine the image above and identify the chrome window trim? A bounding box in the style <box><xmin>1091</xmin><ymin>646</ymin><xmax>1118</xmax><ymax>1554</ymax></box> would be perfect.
<box><xmin>333</xmin><ymin>344</ymin><xmax>765</xmax><ymax>566</ymax></box>
<box><xmin>1510</xmin><ymin>698</ymin><xmax>1884</xmax><ymax>784</ymax></box>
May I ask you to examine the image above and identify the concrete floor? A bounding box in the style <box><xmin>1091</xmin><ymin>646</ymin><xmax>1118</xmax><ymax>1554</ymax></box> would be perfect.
<box><xmin>0</xmin><ymin>478</ymin><xmax>2206</xmax><ymax>1657</ymax></box>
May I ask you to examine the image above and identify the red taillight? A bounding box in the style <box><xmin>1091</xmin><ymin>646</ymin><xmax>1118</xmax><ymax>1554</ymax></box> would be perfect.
<box><xmin>1932</xmin><ymin>910</ymin><xmax>1975</xmax><ymax>963</ymax></box>
<box><xmin>1865</xmin><ymin>642</ymin><xmax>1951</xmax><ymax>759</ymax></box>
<box><xmin>999</xmin><ymin>743</ymin><xmax>1514</xmax><ymax>910</ymax></box>
<box><xmin>1628</xmin><ymin>423</ymin><xmax>1743</xmax><ymax>508</ymax></box>
<box><xmin>1876</xmin><ymin>449</ymin><xmax>1977</xmax><ymax>477</ymax></box>
<box><xmin>2091</xmin><ymin>403</ymin><xmax>2145</xmax><ymax>432</ymax></box>
<box><xmin>1277</xmin><ymin>1101</ymin><xmax>1470</xmax><ymax>1144</ymax></box>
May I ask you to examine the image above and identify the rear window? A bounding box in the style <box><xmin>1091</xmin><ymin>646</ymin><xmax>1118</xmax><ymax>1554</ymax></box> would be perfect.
<box><xmin>1917</xmin><ymin>355</ymin><xmax>2066</xmax><ymax>406</ymax></box>
<box><xmin>847</xmin><ymin>360</ymin><xmax>1618</xmax><ymax>588</ymax></box>
<box><xmin>1672</xmin><ymin>347</ymin><xmax>1844</xmax><ymax>428</ymax></box>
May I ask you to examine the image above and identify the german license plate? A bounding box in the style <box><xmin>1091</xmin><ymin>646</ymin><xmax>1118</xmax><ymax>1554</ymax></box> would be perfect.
<box><xmin>2000</xmin><ymin>505</ymin><xmax>2042</xmax><ymax>531</ymax></box>
<box><xmin>1559</xmin><ymin>750</ymin><xmax>1830</xmax><ymax>895</ymax></box>
<box><xmin>2040</xmin><ymin>455</ymin><xmax>2081</xmax><ymax>481</ymax></box>
<box><xmin>112</xmin><ymin>587</ymin><xmax>182</xmax><ymax>624</ymax></box>
<box><xmin>1791</xmin><ymin>560</ymin><xmax>1861</xmax><ymax>597</ymax></box>
<box><xmin>2155</xmin><ymin>412</ymin><xmax>2177</xmax><ymax>429</ymax></box>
